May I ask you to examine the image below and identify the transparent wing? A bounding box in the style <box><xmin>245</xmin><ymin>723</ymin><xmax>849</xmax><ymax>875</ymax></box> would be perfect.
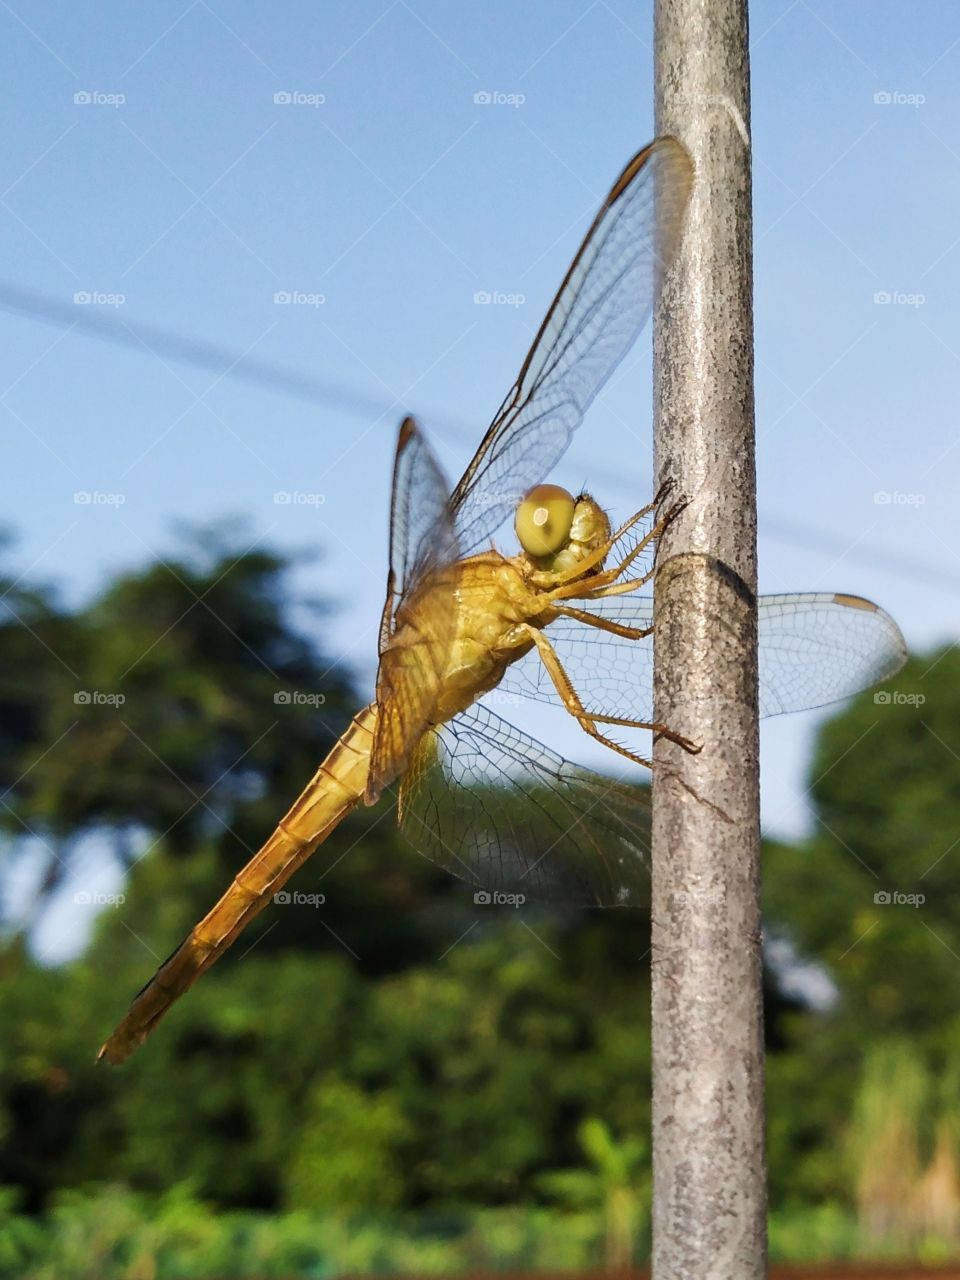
<box><xmin>755</xmin><ymin>592</ymin><xmax>907</xmax><ymax>716</ymax></box>
<box><xmin>497</xmin><ymin>592</ymin><xmax>907</xmax><ymax>723</ymax></box>
<box><xmin>449</xmin><ymin>138</ymin><xmax>693</xmax><ymax>557</ymax></box>
<box><xmin>369</xmin><ymin>418</ymin><xmax>459</xmax><ymax>799</ymax></box>
<box><xmin>398</xmin><ymin>704</ymin><xmax>650</xmax><ymax>906</ymax></box>
<box><xmin>381</xmin><ymin>417</ymin><xmax>457</xmax><ymax>642</ymax></box>
<box><xmin>497</xmin><ymin>596</ymin><xmax>656</xmax><ymax>724</ymax></box>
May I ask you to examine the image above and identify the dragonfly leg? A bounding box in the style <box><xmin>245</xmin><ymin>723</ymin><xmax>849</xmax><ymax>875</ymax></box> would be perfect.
<box><xmin>517</xmin><ymin>624</ymin><xmax>700</xmax><ymax>765</ymax></box>
<box><xmin>546</xmin><ymin>531</ymin><xmax>652</xmax><ymax>601</ymax></box>
<box><xmin>586</xmin><ymin>575</ymin><xmax>654</xmax><ymax>599</ymax></box>
<box><xmin>551</xmin><ymin>606</ymin><xmax>707</xmax><ymax>755</ymax></box>
<box><xmin>543</xmin><ymin>494</ymin><xmax>663</xmax><ymax>588</ymax></box>
<box><xmin>547</xmin><ymin>494</ymin><xmax>684</xmax><ymax>603</ymax></box>
<box><xmin>553</xmin><ymin>603</ymin><xmax>653</xmax><ymax>640</ymax></box>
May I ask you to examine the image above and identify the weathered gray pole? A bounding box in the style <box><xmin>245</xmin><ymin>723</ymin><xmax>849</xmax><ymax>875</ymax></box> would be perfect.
<box><xmin>651</xmin><ymin>1</ymin><xmax>765</xmax><ymax>1277</ymax></box>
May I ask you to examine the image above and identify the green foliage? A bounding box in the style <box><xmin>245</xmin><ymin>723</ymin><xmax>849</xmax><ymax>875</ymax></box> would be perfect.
<box><xmin>285</xmin><ymin>1076</ymin><xmax>411</xmax><ymax>1210</ymax></box>
<box><xmin>1</xmin><ymin>534</ymin><xmax>958</xmax><ymax>1270</ymax></box>
<box><xmin>0</xmin><ymin>529</ymin><xmax>361</xmax><ymax>911</ymax></box>
<box><xmin>765</xmin><ymin>649</ymin><xmax>960</xmax><ymax>1042</ymax></box>
<box><xmin>539</xmin><ymin>1117</ymin><xmax>650</xmax><ymax>1267</ymax></box>
<box><xmin>761</xmin><ymin>649</ymin><xmax>960</xmax><ymax>1235</ymax></box>
<box><xmin>848</xmin><ymin>1041</ymin><xmax>931</xmax><ymax>1233</ymax></box>
<box><xmin>767</xmin><ymin>1202</ymin><xmax>863</xmax><ymax>1262</ymax></box>
<box><xmin>0</xmin><ymin>1185</ymin><xmax>606</xmax><ymax>1280</ymax></box>
<box><xmin>0</xmin><ymin>1187</ymin><xmax>958</xmax><ymax>1279</ymax></box>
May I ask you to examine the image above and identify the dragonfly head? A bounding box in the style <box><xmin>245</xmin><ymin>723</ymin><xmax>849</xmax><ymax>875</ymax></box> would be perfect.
<box><xmin>515</xmin><ymin>484</ymin><xmax>611</xmax><ymax>580</ymax></box>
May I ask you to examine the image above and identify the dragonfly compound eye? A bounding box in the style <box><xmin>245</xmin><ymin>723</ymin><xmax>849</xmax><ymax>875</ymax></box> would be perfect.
<box><xmin>515</xmin><ymin>484</ymin><xmax>576</xmax><ymax>557</ymax></box>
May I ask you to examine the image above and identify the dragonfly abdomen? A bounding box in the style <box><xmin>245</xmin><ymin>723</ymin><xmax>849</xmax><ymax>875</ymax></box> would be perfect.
<box><xmin>98</xmin><ymin>704</ymin><xmax>378</xmax><ymax>1064</ymax></box>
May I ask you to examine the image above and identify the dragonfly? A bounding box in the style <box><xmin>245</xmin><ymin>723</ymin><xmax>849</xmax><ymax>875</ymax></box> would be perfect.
<box><xmin>99</xmin><ymin>137</ymin><xmax>906</xmax><ymax>1064</ymax></box>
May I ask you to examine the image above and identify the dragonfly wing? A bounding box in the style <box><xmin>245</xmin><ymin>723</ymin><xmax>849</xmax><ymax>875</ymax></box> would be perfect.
<box><xmin>369</xmin><ymin>418</ymin><xmax>460</xmax><ymax>800</ymax></box>
<box><xmin>754</xmin><ymin>592</ymin><xmax>907</xmax><ymax>716</ymax></box>
<box><xmin>498</xmin><ymin>597</ymin><xmax>656</xmax><ymax>724</ymax></box>
<box><xmin>449</xmin><ymin>138</ymin><xmax>693</xmax><ymax>557</ymax></box>
<box><xmin>496</xmin><ymin>592</ymin><xmax>906</xmax><ymax>724</ymax></box>
<box><xmin>398</xmin><ymin>704</ymin><xmax>650</xmax><ymax>906</ymax></box>
<box><xmin>382</xmin><ymin>416</ymin><xmax>458</xmax><ymax>632</ymax></box>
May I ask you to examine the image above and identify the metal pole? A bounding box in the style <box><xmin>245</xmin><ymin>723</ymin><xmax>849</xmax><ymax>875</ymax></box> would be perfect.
<box><xmin>651</xmin><ymin>2</ymin><xmax>766</xmax><ymax>1277</ymax></box>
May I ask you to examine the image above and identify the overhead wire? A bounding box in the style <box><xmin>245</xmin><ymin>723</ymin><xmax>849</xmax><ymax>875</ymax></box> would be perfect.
<box><xmin>0</xmin><ymin>278</ymin><xmax>953</xmax><ymax>593</ymax></box>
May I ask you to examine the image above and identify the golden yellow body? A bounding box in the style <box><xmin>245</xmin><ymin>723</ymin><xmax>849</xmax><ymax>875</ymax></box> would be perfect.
<box><xmin>98</xmin><ymin>489</ymin><xmax>675</xmax><ymax>1064</ymax></box>
<box><xmin>96</xmin><ymin>135</ymin><xmax>902</xmax><ymax>1064</ymax></box>
<box><xmin>97</xmin><ymin>137</ymin><xmax>704</xmax><ymax>1062</ymax></box>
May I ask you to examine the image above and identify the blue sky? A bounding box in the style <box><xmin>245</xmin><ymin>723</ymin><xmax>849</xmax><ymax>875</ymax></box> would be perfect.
<box><xmin>2</xmin><ymin>0</ymin><xmax>958</xmax><ymax>867</ymax></box>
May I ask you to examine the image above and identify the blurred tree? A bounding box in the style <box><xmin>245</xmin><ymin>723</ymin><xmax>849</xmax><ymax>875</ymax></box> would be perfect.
<box><xmin>765</xmin><ymin>648</ymin><xmax>960</xmax><ymax>1041</ymax></box>
<box><xmin>538</xmin><ymin>1116</ymin><xmax>649</xmax><ymax>1269</ymax></box>
<box><xmin>763</xmin><ymin>648</ymin><xmax>960</xmax><ymax>1231</ymax></box>
<box><xmin>285</xmin><ymin>1075</ymin><xmax>411</xmax><ymax>1210</ymax></box>
<box><xmin>0</xmin><ymin>533</ymin><xmax>76</xmax><ymax>917</ymax></box>
<box><xmin>0</xmin><ymin>529</ymin><xmax>446</xmax><ymax>1207</ymax></box>
<box><xmin>19</xmin><ymin>529</ymin><xmax>355</xmax><ymax>852</ymax></box>
<box><xmin>847</xmin><ymin>1040</ymin><xmax>931</xmax><ymax>1243</ymax></box>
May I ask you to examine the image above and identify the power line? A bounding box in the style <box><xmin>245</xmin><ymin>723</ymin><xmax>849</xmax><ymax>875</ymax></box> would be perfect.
<box><xmin>759</xmin><ymin>515</ymin><xmax>959</xmax><ymax>593</ymax></box>
<box><xmin>0</xmin><ymin>281</ymin><xmax>394</xmax><ymax>421</ymax></box>
<box><xmin>1</xmin><ymin>278</ymin><xmax>953</xmax><ymax>593</ymax></box>
<box><xmin>572</xmin><ymin>460</ymin><xmax>960</xmax><ymax>594</ymax></box>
